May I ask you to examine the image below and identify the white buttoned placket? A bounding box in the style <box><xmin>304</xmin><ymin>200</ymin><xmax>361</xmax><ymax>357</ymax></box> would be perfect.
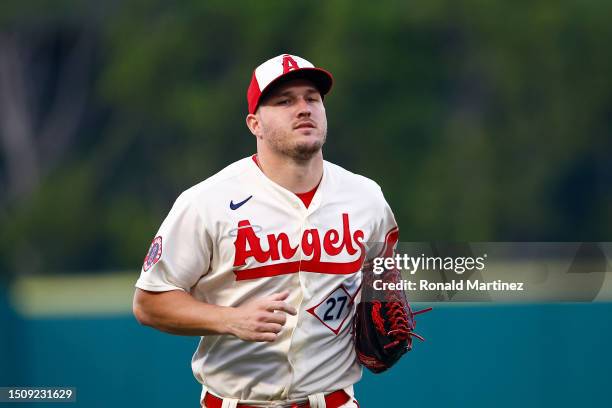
<box><xmin>250</xmin><ymin>159</ymin><xmax>329</xmax><ymax>400</ymax></box>
<box><xmin>281</xmin><ymin>200</ymin><xmax>306</xmax><ymax>400</ymax></box>
<box><xmin>289</xmin><ymin>179</ymin><xmax>328</xmax><ymax>399</ymax></box>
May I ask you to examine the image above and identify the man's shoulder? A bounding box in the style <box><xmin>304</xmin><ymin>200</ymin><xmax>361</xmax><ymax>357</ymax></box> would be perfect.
<box><xmin>178</xmin><ymin>157</ymin><xmax>253</xmax><ymax>203</ymax></box>
<box><xmin>324</xmin><ymin>160</ymin><xmax>384</xmax><ymax>196</ymax></box>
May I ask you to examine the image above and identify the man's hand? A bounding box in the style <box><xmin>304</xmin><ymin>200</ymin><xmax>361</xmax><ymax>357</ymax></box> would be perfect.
<box><xmin>133</xmin><ymin>288</ymin><xmax>297</xmax><ymax>340</ymax></box>
<box><xmin>226</xmin><ymin>291</ymin><xmax>297</xmax><ymax>342</ymax></box>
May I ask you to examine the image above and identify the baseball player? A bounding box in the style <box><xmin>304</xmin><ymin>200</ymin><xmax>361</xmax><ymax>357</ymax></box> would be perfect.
<box><xmin>133</xmin><ymin>54</ymin><xmax>399</xmax><ymax>408</ymax></box>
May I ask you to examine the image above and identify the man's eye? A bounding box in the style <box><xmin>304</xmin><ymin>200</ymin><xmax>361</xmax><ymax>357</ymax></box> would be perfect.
<box><xmin>276</xmin><ymin>99</ymin><xmax>290</xmax><ymax>105</ymax></box>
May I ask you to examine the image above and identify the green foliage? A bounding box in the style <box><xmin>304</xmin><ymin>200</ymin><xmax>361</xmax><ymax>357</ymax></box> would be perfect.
<box><xmin>1</xmin><ymin>0</ymin><xmax>611</xmax><ymax>274</ymax></box>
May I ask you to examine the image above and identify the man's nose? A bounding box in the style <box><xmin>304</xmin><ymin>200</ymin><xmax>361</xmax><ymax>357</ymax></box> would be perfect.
<box><xmin>295</xmin><ymin>97</ymin><xmax>312</xmax><ymax>117</ymax></box>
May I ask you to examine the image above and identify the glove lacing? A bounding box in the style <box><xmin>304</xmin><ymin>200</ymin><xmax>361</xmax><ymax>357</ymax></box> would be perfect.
<box><xmin>375</xmin><ymin>291</ymin><xmax>432</xmax><ymax>350</ymax></box>
<box><xmin>386</xmin><ymin>302</ymin><xmax>432</xmax><ymax>350</ymax></box>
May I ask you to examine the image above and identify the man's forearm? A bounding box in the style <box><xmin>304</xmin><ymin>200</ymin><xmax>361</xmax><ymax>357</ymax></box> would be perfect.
<box><xmin>133</xmin><ymin>288</ymin><xmax>231</xmax><ymax>336</ymax></box>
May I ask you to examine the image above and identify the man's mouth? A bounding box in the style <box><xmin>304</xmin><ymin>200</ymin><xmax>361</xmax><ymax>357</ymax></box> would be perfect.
<box><xmin>294</xmin><ymin>122</ymin><xmax>316</xmax><ymax>129</ymax></box>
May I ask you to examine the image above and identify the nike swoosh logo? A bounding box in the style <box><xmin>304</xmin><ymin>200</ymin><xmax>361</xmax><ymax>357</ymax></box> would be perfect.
<box><xmin>230</xmin><ymin>195</ymin><xmax>253</xmax><ymax>210</ymax></box>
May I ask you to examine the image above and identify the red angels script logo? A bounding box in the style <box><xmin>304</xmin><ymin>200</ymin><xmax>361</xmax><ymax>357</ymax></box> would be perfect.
<box><xmin>233</xmin><ymin>214</ymin><xmax>365</xmax><ymax>281</ymax></box>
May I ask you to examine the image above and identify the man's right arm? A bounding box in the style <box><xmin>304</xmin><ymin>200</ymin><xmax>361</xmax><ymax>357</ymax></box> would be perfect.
<box><xmin>132</xmin><ymin>288</ymin><xmax>297</xmax><ymax>342</ymax></box>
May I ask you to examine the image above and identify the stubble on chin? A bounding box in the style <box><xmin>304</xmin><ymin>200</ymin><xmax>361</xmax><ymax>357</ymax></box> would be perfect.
<box><xmin>266</xmin><ymin>128</ymin><xmax>327</xmax><ymax>162</ymax></box>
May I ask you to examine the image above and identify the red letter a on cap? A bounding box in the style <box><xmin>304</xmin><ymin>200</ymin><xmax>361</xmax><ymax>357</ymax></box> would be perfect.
<box><xmin>282</xmin><ymin>55</ymin><xmax>300</xmax><ymax>73</ymax></box>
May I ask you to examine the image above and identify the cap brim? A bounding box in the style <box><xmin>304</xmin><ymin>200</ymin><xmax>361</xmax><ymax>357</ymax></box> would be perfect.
<box><xmin>259</xmin><ymin>67</ymin><xmax>333</xmax><ymax>106</ymax></box>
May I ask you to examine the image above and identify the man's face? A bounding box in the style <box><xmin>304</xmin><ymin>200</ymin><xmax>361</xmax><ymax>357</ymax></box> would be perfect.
<box><xmin>254</xmin><ymin>78</ymin><xmax>327</xmax><ymax>161</ymax></box>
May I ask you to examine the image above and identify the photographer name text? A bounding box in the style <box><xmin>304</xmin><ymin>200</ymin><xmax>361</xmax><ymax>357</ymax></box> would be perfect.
<box><xmin>373</xmin><ymin>279</ymin><xmax>525</xmax><ymax>292</ymax></box>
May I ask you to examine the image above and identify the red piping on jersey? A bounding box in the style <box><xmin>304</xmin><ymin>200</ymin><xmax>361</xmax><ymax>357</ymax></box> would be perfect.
<box><xmin>377</xmin><ymin>227</ymin><xmax>399</xmax><ymax>258</ymax></box>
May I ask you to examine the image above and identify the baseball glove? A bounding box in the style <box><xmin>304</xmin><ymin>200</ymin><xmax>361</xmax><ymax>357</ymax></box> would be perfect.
<box><xmin>354</xmin><ymin>265</ymin><xmax>431</xmax><ymax>373</ymax></box>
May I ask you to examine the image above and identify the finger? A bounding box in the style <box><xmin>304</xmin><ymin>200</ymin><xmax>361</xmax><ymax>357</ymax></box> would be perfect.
<box><xmin>256</xmin><ymin>323</ymin><xmax>283</xmax><ymax>334</ymax></box>
<box><xmin>265</xmin><ymin>300</ymin><xmax>297</xmax><ymax>315</ymax></box>
<box><xmin>268</xmin><ymin>291</ymin><xmax>289</xmax><ymax>301</ymax></box>
<box><xmin>254</xmin><ymin>332</ymin><xmax>277</xmax><ymax>342</ymax></box>
<box><xmin>265</xmin><ymin>301</ymin><xmax>297</xmax><ymax>315</ymax></box>
<box><xmin>264</xmin><ymin>312</ymin><xmax>287</xmax><ymax>325</ymax></box>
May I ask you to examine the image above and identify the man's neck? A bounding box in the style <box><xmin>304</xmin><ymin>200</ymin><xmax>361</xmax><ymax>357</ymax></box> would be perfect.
<box><xmin>255</xmin><ymin>150</ymin><xmax>323</xmax><ymax>194</ymax></box>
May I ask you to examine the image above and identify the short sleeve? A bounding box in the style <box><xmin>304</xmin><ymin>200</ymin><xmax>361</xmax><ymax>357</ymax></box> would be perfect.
<box><xmin>135</xmin><ymin>193</ymin><xmax>212</xmax><ymax>292</ymax></box>
<box><xmin>366</xmin><ymin>186</ymin><xmax>399</xmax><ymax>261</ymax></box>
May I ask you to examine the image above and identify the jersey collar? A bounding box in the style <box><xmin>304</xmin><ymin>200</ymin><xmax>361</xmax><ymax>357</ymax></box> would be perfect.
<box><xmin>247</xmin><ymin>155</ymin><xmax>329</xmax><ymax>214</ymax></box>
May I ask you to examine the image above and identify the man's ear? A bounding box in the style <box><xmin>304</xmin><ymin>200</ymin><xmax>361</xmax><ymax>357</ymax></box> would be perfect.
<box><xmin>246</xmin><ymin>113</ymin><xmax>262</xmax><ymax>139</ymax></box>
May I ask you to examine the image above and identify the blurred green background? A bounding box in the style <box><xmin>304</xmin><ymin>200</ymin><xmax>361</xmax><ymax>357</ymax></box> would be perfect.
<box><xmin>1</xmin><ymin>1</ymin><xmax>611</xmax><ymax>407</ymax></box>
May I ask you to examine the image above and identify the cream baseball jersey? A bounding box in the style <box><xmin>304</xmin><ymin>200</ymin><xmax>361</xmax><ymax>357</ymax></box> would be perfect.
<box><xmin>135</xmin><ymin>156</ymin><xmax>398</xmax><ymax>403</ymax></box>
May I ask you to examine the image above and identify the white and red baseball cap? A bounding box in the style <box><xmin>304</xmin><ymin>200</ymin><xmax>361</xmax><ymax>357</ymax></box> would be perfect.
<box><xmin>247</xmin><ymin>54</ymin><xmax>333</xmax><ymax>114</ymax></box>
